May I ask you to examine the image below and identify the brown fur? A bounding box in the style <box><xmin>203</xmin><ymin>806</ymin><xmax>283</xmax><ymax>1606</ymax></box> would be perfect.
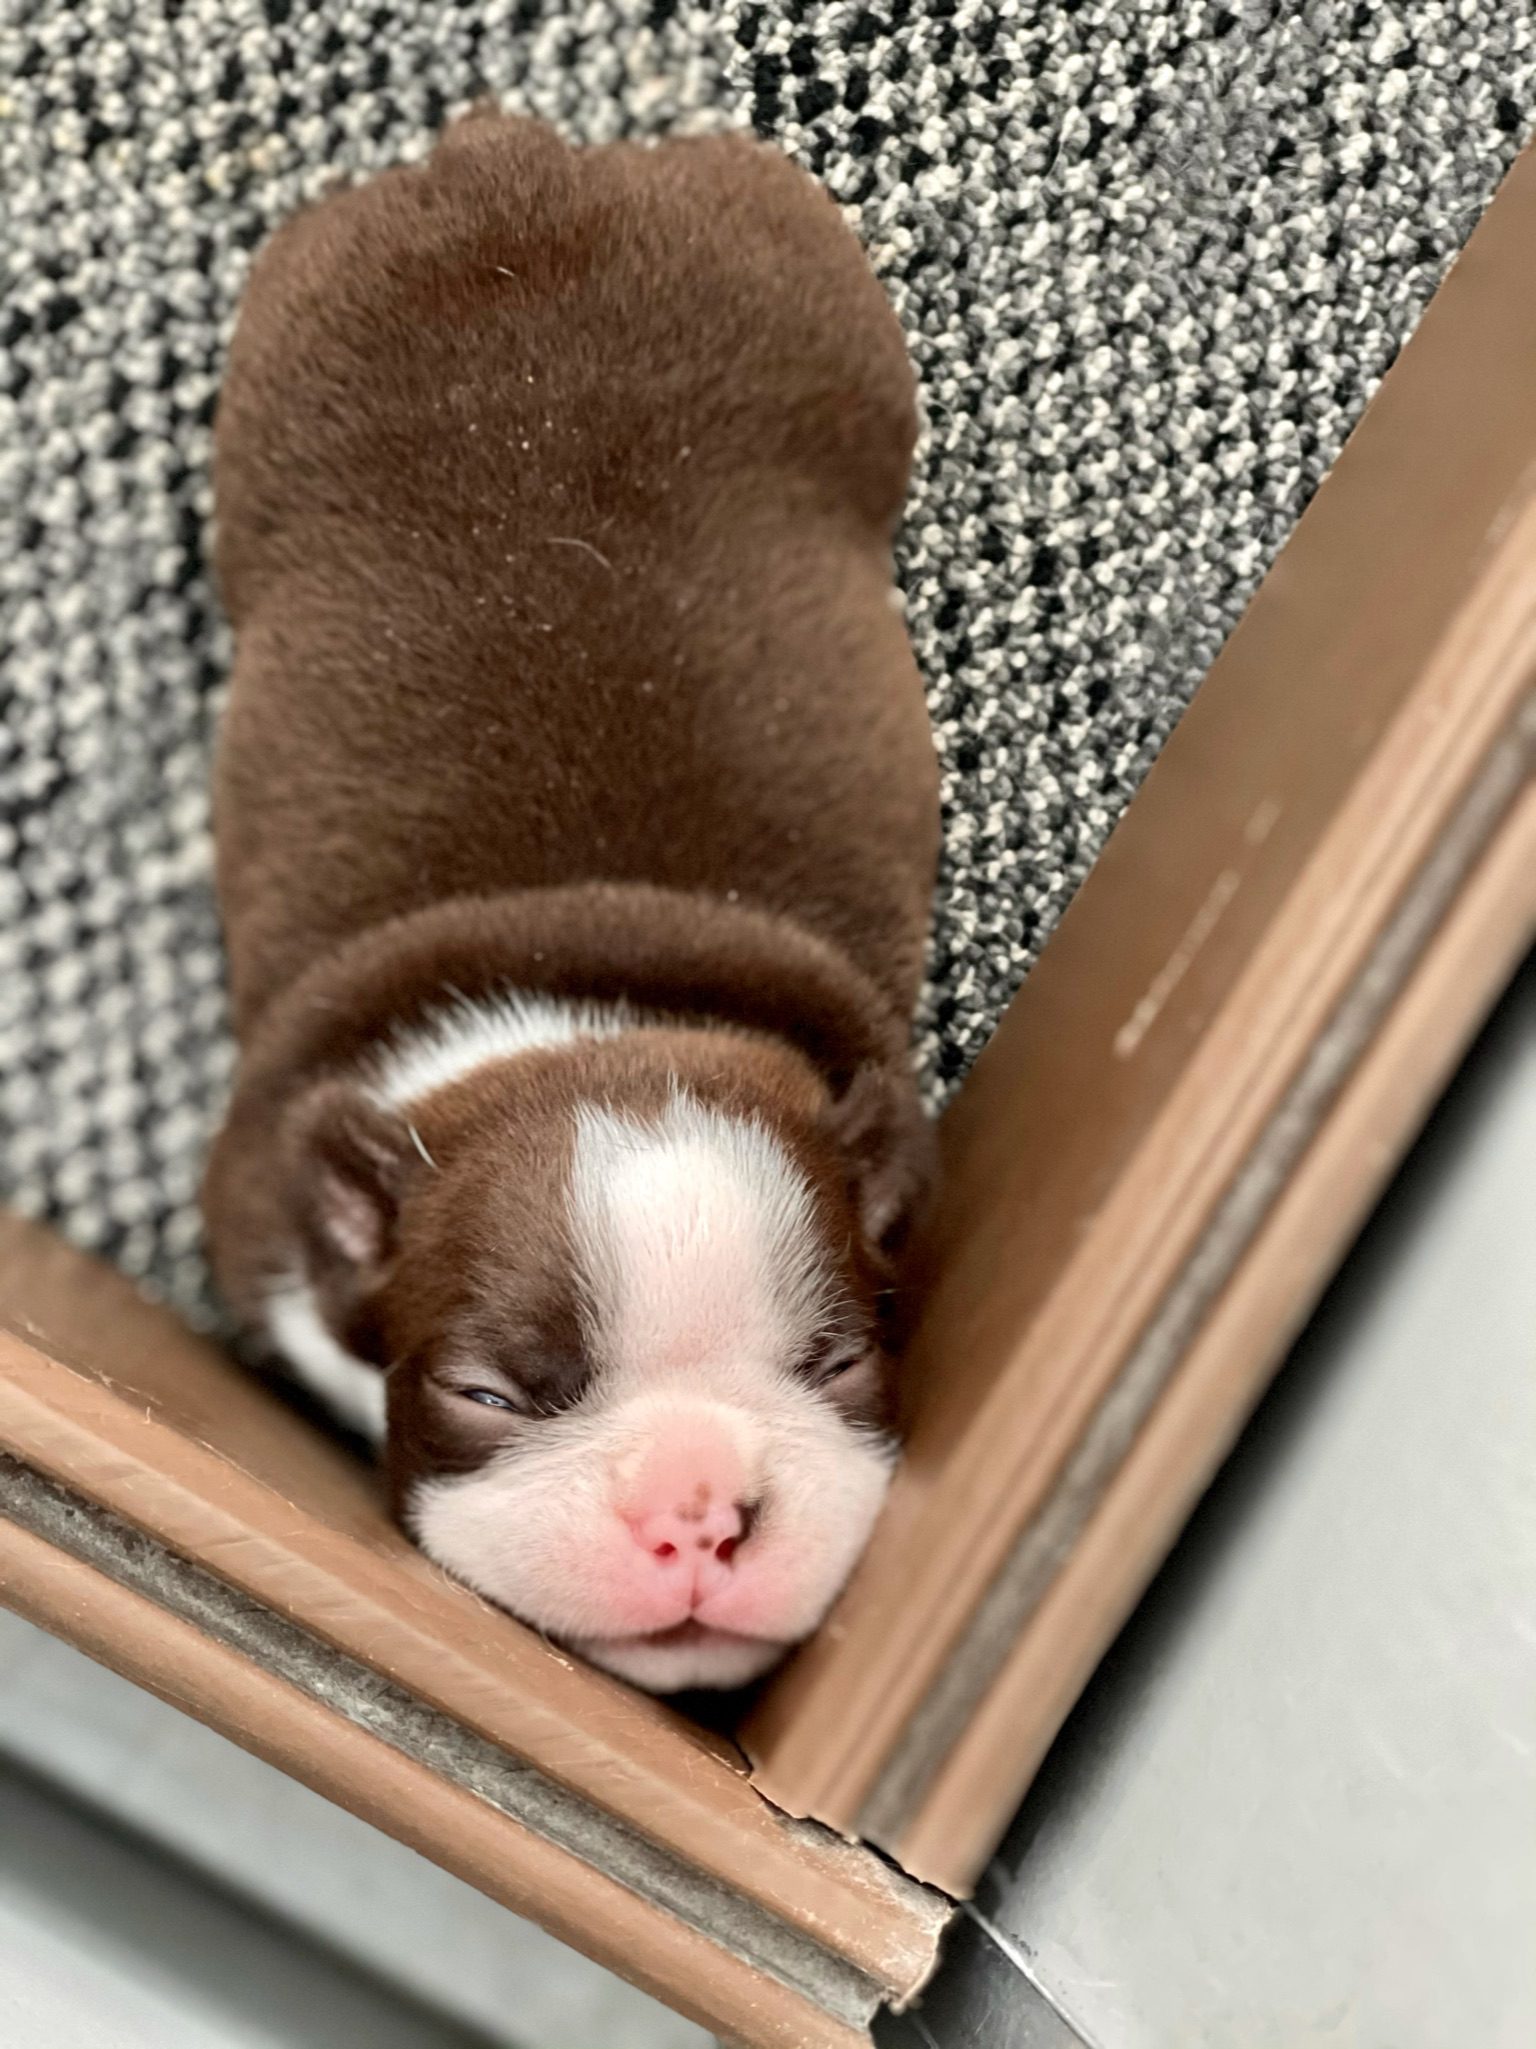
<box><xmin>203</xmin><ymin>114</ymin><xmax>939</xmax><ymax>1458</ymax></box>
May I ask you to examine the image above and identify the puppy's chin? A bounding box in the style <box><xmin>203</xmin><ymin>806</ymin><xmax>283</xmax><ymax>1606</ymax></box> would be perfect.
<box><xmin>572</xmin><ymin>1621</ymin><xmax>789</xmax><ymax>1693</ymax></box>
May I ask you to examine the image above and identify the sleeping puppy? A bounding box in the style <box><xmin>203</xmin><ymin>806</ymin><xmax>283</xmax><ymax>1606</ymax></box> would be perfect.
<box><xmin>204</xmin><ymin>112</ymin><xmax>940</xmax><ymax>1692</ymax></box>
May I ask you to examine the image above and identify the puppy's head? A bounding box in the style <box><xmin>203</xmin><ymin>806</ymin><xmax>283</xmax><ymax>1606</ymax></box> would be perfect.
<box><xmin>281</xmin><ymin>1026</ymin><xmax>927</xmax><ymax>1691</ymax></box>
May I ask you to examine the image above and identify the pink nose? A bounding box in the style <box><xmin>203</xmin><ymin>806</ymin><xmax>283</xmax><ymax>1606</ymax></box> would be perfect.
<box><xmin>617</xmin><ymin>1423</ymin><xmax>753</xmax><ymax>1600</ymax></box>
<box><xmin>630</xmin><ymin>1496</ymin><xmax>746</xmax><ymax>1567</ymax></box>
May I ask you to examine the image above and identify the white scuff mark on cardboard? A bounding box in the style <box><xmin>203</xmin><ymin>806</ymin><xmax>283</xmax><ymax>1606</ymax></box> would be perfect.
<box><xmin>1114</xmin><ymin>866</ymin><xmax>1242</xmax><ymax>1060</ymax></box>
<box><xmin>1245</xmin><ymin>795</ymin><xmax>1283</xmax><ymax>846</ymax></box>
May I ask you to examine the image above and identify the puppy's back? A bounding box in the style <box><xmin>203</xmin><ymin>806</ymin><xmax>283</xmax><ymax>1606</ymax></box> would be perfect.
<box><xmin>216</xmin><ymin>116</ymin><xmax>915</xmax><ymax>615</ymax></box>
<box><xmin>213</xmin><ymin>117</ymin><xmax>937</xmax><ymax>1035</ymax></box>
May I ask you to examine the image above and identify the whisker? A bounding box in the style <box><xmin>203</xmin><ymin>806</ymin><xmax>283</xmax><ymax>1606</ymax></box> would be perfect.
<box><xmin>541</xmin><ymin>535</ymin><xmax>614</xmax><ymax>572</ymax></box>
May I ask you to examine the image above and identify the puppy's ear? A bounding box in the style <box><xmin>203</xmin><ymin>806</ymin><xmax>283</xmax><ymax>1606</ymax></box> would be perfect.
<box><xmin>824</xmin><ymin>1063</ymin><xmax>936</xmax><ymax>1257</ymax></box>
<box><xmin>285</xmin><ymin>1081</ymin><xmax>422</xmax><ymax>1358</ymax></box>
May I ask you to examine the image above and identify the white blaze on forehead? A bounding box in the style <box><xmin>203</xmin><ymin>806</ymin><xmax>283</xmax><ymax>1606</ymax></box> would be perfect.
<box><xmin>569</xmin><ymin>1093</ymin><xmax>830</xmax><ymax>1382</ymax></box>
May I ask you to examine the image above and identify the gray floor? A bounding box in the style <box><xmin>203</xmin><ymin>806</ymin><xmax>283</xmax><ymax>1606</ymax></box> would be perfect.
<box><xmin>0</xmin><ymin>1761</ymin><xmax>507</xmax><ymax>2049</ymax></box>
<box><xmin>0</xmin><ymin>1613</ymin><xmax>708</xmax><ymax>2049</ymax></box>
<box><xmin>886</xmin><ymin>959</ymin><xmax>1536</xmax><ymax>2048</ymax></box>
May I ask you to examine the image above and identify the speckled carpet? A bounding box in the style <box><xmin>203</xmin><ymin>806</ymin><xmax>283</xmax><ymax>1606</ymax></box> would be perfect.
<box><xmin>2</xmin><ymin>0</ymin><xmax>1531</xmax><ymax>1323</ymax></box>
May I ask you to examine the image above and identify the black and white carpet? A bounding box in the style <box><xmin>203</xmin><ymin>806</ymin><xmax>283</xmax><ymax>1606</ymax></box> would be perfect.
<box><xmin>2</xmin><ymin>1</ymin><xmax>1531</xmax><ymax>1324</ymax></box>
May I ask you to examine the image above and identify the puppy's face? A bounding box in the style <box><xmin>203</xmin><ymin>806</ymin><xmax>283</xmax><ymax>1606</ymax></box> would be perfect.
<box><xmin>285</xmin><ymin>1033</ymin><xmax>918</xmax><ymax>1691</ymax></box>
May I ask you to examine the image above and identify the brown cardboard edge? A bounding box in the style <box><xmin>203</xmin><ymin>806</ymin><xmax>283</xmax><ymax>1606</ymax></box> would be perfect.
<box><xmin>0</xmin><ymin>1233</ymin><xmax>948</xmax><ymax>1998</ymax></box>
<box><xmin>0</xmin><ymin>1506</ymin><xmax>877</xmax><ymax>2049</ymax></box>
<box><xmin>890</xmin><ymin>776</ymin><xmax>1536</xmax><ymax>1890</ymax></box>
<box><xmin>853</xmin><ymin>685</ymin><xmax>1535</xmax><ymax>1846</ymax></box>
<box><xmin>749</xmin><ymin>532</ymin><xmax>1536</xmax><ymax>1831</ymax></box>
<box><xmin>745</xmin><ymin>136</ymin><xmax>1536</xmax><ymax>1845</ymax></box>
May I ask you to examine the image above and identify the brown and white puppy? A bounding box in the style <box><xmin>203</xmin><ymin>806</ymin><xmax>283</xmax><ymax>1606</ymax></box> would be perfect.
<box><xmin>203</xmin><ymin>113</ymin><xmax>940</xmax><ymax>1692</ymax></box>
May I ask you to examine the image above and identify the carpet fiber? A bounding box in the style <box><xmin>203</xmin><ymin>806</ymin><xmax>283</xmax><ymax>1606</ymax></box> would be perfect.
<box><xmin>2</xmin><ymin>1</ymin><xmax>1531</xmax><ymax>1324</ymax></box>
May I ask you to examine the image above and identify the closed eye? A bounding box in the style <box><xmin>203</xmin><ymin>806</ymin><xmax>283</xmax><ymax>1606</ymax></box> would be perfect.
<box><xmin>460</xmin><ymin>1387</ymin><xmax>519</xmax><ymax>1411</ymax></box>
<box><xmin>813</xmin><ymin>1348</ymin><xmax>864</xmax><ymax>1384</ymax></box>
